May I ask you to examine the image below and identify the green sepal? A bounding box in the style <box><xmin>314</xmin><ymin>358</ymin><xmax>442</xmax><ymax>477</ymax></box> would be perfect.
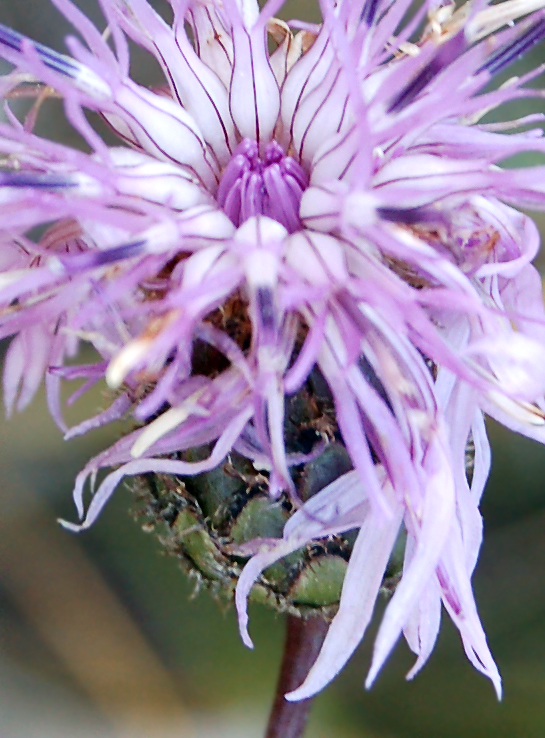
<box><xmin>289</xmin><ymin>555</ymin><xmax>347</xmax><ymax>607</ymax></box>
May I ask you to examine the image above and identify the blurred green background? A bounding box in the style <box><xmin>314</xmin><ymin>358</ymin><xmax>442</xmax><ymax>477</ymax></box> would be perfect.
<box><xmin>2</xmin><ymin>1</ymin><xmax>545</xmax><ymax>736</ymax></box>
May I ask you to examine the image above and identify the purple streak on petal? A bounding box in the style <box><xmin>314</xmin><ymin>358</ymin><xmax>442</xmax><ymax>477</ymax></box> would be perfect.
<box><xmin>360</xmin><ymin>0</ymin><xmax>380</xmax><ymax>27</ymax></box>
<box><xmin>377</xmin><ymin>206</ymin><xmax>443</xmax><ymax>226</ymax></box>
<box><xmin>0</xmin><ymin>171</ymin><xmax>76</xmax><ymax>189</ymax></box>
<box><xmin>388</xmin><ymin>34</ymin><xmax>467</xmax><ymax>114</ymax></box>
<box><xmin>0</xmin><ymin>22</ymin><xmax>81</xmax><ymax>77</ymax></box>
<box><xmin>59</xmin><ymin>241</ymin><xmax>146</xmax><ymax>272</ymax></box>
<box><xmin>477</xmin><ymin>18</ymin><xmax>545</xmax><ymax>76</ymax></box>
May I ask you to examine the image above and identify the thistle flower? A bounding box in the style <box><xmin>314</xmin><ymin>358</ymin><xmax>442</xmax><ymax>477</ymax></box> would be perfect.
<box><xmin>2</xmin><ymin>0</ymin><xmax>545</xmax><ymax>703</ymax></box>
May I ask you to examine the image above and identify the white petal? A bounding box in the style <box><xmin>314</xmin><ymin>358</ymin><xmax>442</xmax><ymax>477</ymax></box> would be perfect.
<box><xmin>130</xmin><ymin>391</ymin><xmax>210</xmax><ymax>457</ymax></box>
<box><xmin>114</xmin><ymin>82</ymin><xmax>218</xmax><ymax>187</ymax></box>
<box><xmin>286</xmin><ymin>491</ymin><xmax>403</xmax><ymax>701</ymax></box>
<box><xmin>229</xmin><ymin>11</ymin><xmax>280</xmax><ymax>143</ymax></box>
<box><xmin>366</xmin><ymin>435</ymin><xmax>455</xmax><ymax>688</ymax></box>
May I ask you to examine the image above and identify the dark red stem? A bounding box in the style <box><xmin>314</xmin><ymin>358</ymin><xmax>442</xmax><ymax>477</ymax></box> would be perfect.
<box><xmin>265</xmin><ymin>614</ymin><xmax>329</xmax><ymax>738</ymax></box>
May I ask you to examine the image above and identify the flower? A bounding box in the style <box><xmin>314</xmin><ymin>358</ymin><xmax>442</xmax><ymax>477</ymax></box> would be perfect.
<box><xmin>2</xmin><ymin>0</ymin><xmax>545</xmax><ymax>703</ymax></box>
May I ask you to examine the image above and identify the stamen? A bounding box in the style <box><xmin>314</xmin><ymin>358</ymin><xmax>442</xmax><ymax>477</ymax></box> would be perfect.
<box><xmin>216</xmin><ymin>139</ymin><xmax>308</xmax><ymax>232</ymax></box>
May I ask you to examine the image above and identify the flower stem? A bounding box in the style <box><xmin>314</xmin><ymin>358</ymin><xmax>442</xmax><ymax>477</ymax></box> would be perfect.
<box><xmin>265</xmin><ymin>614</ymin><xmax>329</xmax><ymax>738</ymax></box>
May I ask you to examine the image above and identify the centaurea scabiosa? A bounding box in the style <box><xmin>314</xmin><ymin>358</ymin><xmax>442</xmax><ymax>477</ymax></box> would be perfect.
<box><xmin>2</xmin><ymin>0</ymin><xmax>545</xmax><ymax>709</ymax></box>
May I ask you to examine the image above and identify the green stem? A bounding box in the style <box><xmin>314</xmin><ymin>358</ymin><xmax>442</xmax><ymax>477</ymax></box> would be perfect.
<box><xmin>265</xmin><ymin>614</ymin><xmax>328</xmax><ymax>738</ymax></box>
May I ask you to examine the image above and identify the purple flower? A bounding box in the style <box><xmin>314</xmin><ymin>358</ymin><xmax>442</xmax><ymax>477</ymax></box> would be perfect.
<box><xmin>2</xmin><ymin>0</ymin><xmax>545</xmax><ymax>701</ymax></box>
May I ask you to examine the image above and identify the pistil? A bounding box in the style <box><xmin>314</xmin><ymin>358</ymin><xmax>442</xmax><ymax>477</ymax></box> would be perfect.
<box><xmin>217</xmin><ymin>139</ymin><xmax>308</xmax><ymax>232</ymax></box>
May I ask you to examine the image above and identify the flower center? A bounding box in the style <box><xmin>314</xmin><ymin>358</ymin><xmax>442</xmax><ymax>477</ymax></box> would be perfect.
<box><xmin>216</xmin><ymin>139</ymin><xmax>308</xmax><ymax>233</ymax></box>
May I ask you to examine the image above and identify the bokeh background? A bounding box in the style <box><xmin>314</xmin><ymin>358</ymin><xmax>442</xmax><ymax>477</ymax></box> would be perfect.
<box><xmin>1</xmin><ymin>1</ymin><xmax>545</xmax><ymax>736</ymax></box>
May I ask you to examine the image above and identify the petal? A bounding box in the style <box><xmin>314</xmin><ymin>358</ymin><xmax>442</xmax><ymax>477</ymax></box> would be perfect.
<box><xmin>366</xmin><ymin>434</ymin><xmax>456</xmax><ymax>688</ymax></box>
<box><xmin>286</xmin><ymin>488</ymin><xmax>403</xmax><ymax>700</ymax></box>
<box><xmin>228</xmin><ymin>0</ymin><xmax>280</xmax><ymax>144</ymax></box>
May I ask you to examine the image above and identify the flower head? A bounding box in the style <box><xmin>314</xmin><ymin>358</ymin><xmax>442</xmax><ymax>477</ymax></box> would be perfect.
<box><xmin>2</xmin><ymin>0</ymin><xmax>545</xmax><ymax>701</ymax></box>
